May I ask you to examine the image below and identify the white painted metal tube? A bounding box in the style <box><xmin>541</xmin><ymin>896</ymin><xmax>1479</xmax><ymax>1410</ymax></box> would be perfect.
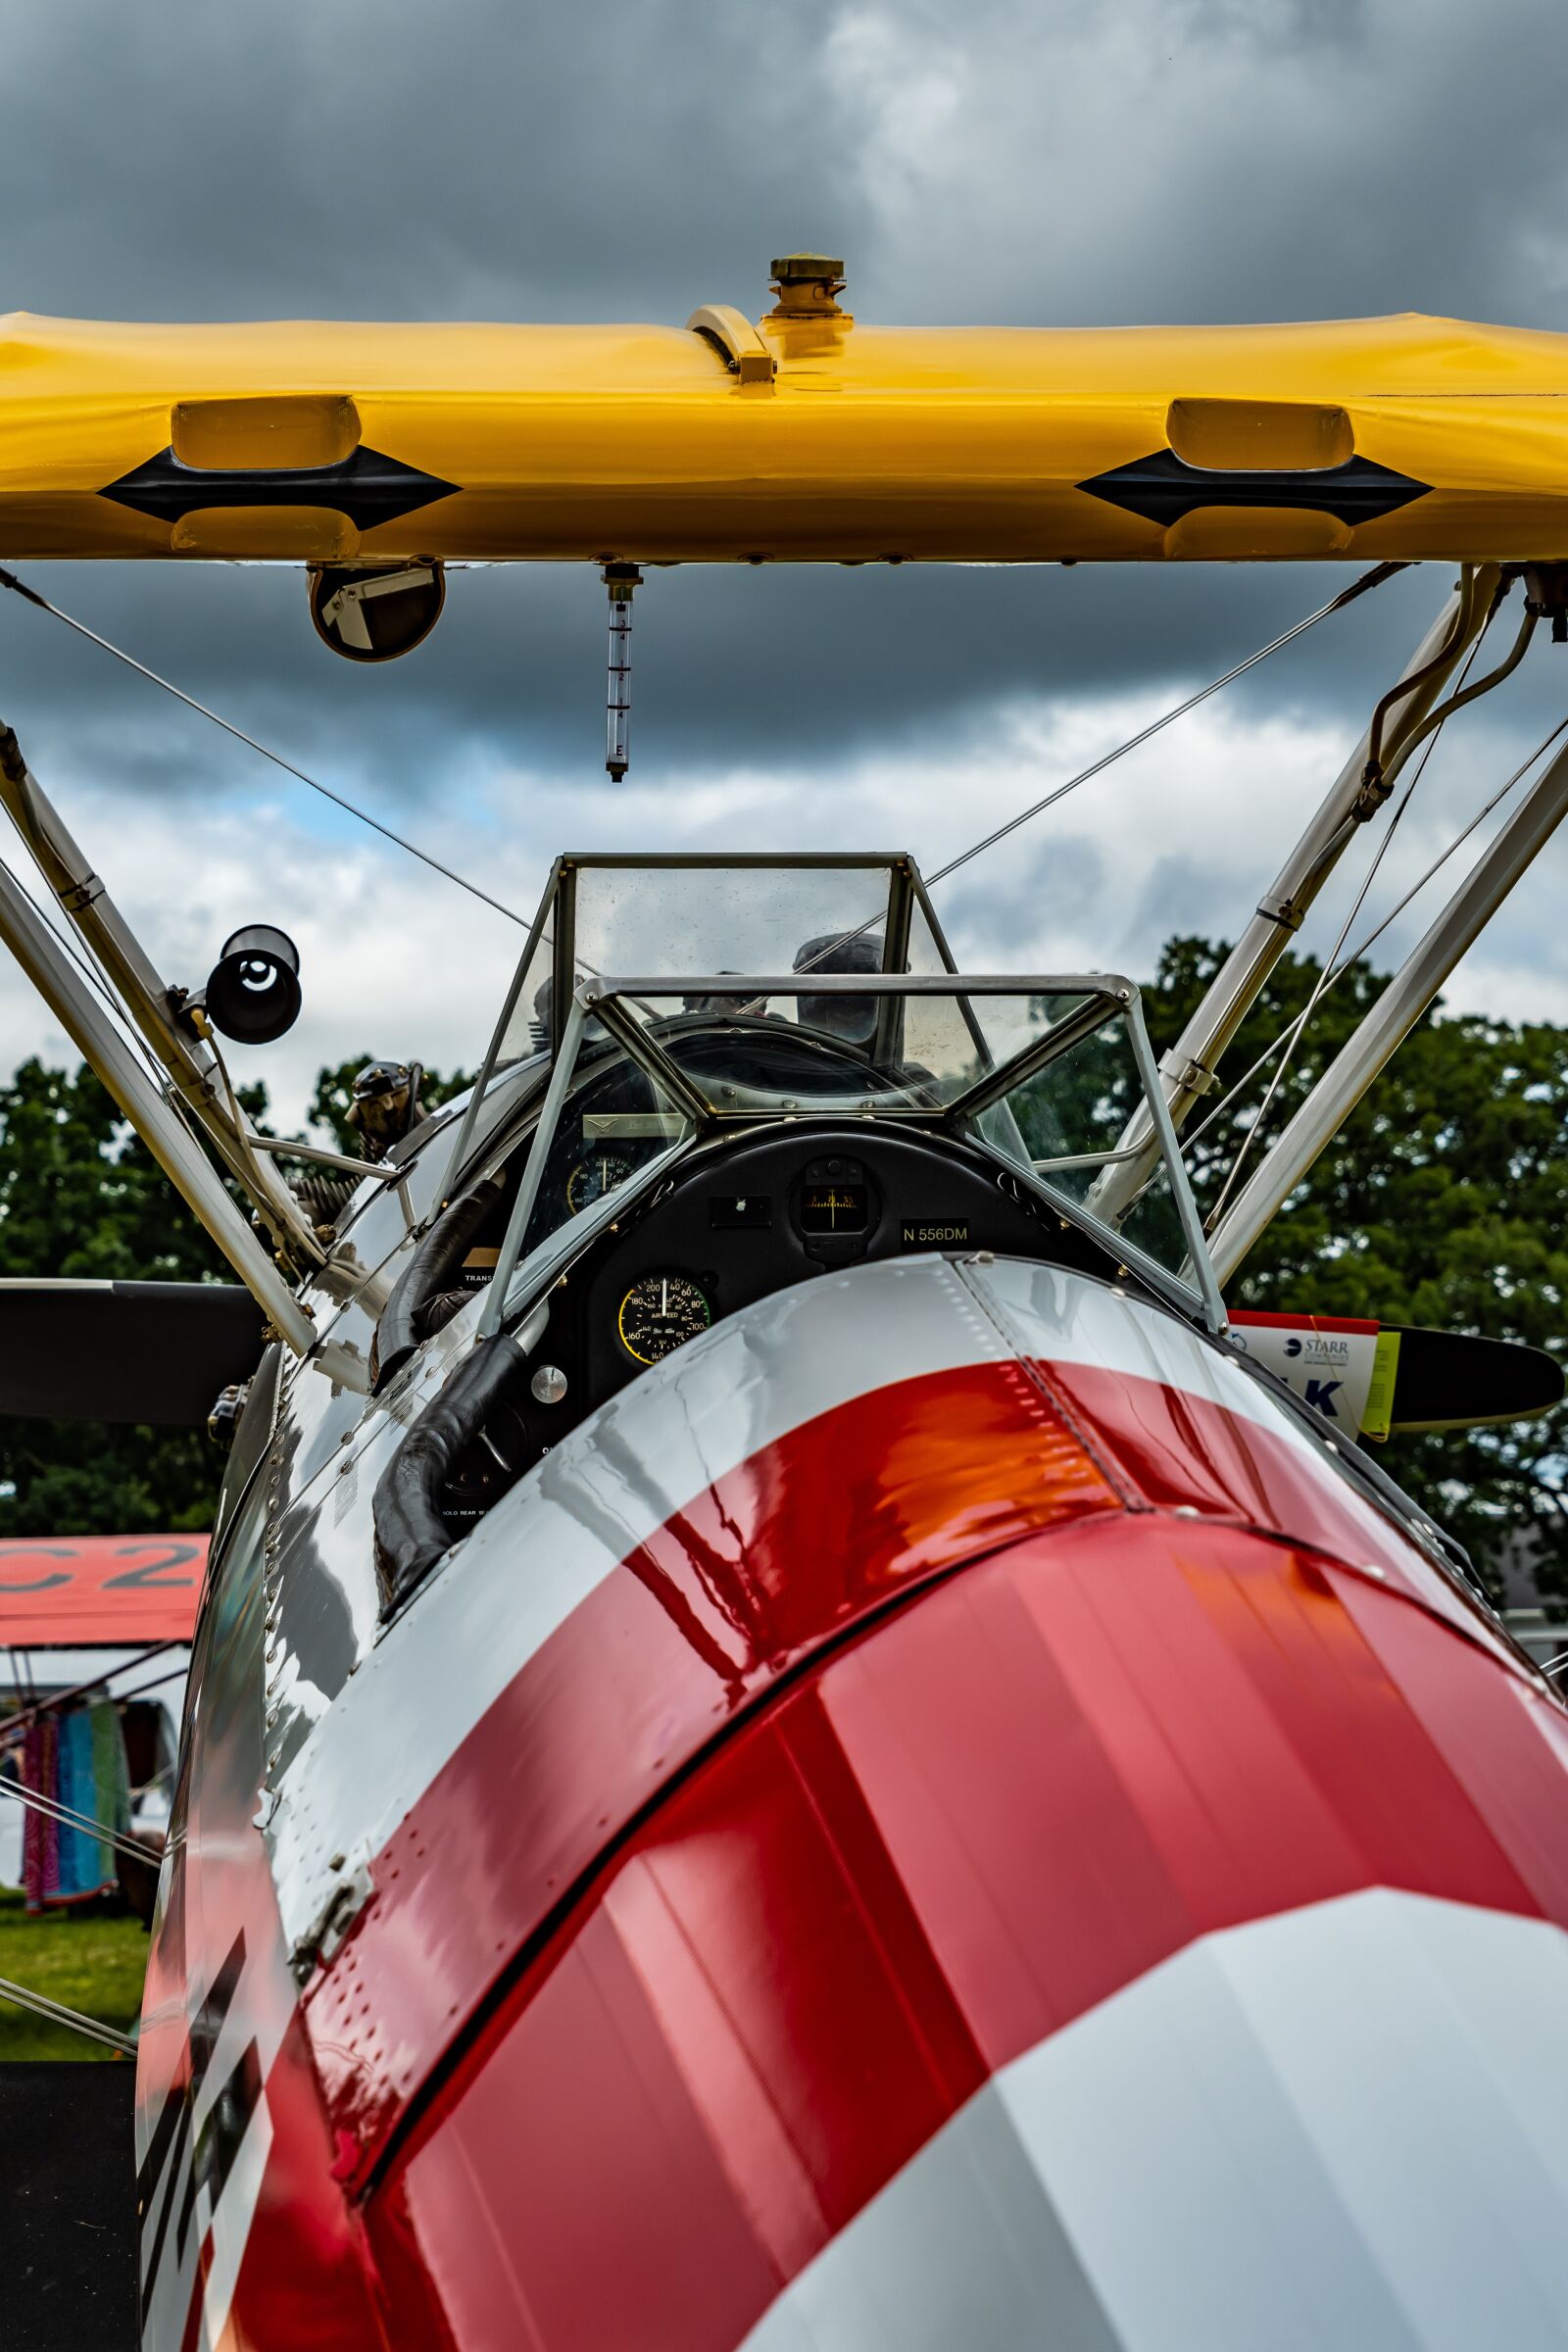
<box><xmin>0</xmin><ymin>730</ymin><xmax>321</xmax><ymax>1261</ymax></box>
<box><xmin>1090</xmin><ymin>567</ymin><xmax>1496</xmax><ymax>1224</ymax></box>
<box><xmin>0</xmin><ymin>850</ymin><xmax>317</xmax><ymax>1353</ymax></box>
<box><xmin>1207</xmin><ymin>728</ymin><xmax>1568</xmax><ymax>1287</ymax></box>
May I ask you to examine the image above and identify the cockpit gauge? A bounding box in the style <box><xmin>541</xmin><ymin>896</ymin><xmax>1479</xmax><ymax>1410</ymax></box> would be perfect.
<box><xmin>616</xmin><ymin>1272</ymin><xmax>711</xmax><ymax>1366</ymax></box>
<box><xmin>800</xmin><ymin>1183</ymin><xmax>869</xmax><ymax>1234</ymax></box>
<box><xmin>794</xmin><ymin>1154</ymin><xmax>878</xmax><ymax>1264</ymax></box>
<box><xmin>566</xmin><ymin>1150</ymin><xmax>633</xmax><ymax>1214</ymax></box>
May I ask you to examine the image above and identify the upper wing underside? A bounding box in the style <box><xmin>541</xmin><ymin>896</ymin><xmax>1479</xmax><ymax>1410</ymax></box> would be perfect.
<box><xmin>3</xmin><ymin>308</ymin><xmax>1566</xmax><ymax>565</ymax></box>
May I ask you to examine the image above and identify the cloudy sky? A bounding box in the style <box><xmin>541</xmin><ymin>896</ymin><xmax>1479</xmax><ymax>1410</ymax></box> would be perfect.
<box><xmin>0</xmin><ymin>0</ymin><xmax>1565</xmax><ymax>1124</ymax></box>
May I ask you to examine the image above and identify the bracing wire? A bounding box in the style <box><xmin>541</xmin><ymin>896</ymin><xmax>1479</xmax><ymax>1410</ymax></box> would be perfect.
<box><xmin>1183</xmin><ymin>710</ymin><xmax>1568</xmax><ymax>1164</ymax></box>
<box><xmin>1200</xmin><ymin>609</ymin><xmax>1494</xmax><ymax>1229</ymax></box>
<box><xmin>922</xmin><ymin>564</ymin><xmax>1407</xmax><ymax>894</ymax></box>
<box><xmin>787</xmin><ymin>564</ymin><xmax>1409</xmax><ymax>982</ymax></box>
<box><xmin>0</xmin><ymin>1966</ymin><xmax>136</xmax><ymax>2056</ymax></box>
<box><xmin>0</xmin><ymin>567</ymin><xmax>526</xmax><ymax>926</ymax></box>
<box><xmin>0</xmin><ymin>1773</ymin><xmax>155</xmax><ymax>1870</ymax></box>
<box><xmin>0</xmin><ymin>557</ymin><xmax>1400</xmax><ymax>986</ymax></box>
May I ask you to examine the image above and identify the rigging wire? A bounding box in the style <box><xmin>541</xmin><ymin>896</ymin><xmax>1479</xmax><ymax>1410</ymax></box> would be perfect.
<box><xmin>0</xmin><ymin>566</ymin><xmax>526</xmax><ymax>927</ymax></box>
<box><xmin>786</xmin><ymin>564</ymin><xmax>1410</xmax><ymax>983</ymax></box>
<box><xmin>0</xmin><ymin>557</ymin><xmax>1410</xmax><ymax>1183</ymax></box>
<box><xmin>0</xmin><ymin>557</ymin><xmax>1400</xmax><ymax>995</ymax></box>
<box><xmin>0</xmin><ymin>1773</ymin><xmax>155</xmax><ymax>1870</ymax></box>
<box><xmin>1200</xmin><ymin>610</ymin><xmax>1493</xmax><ymax>1230</ymax></box>
<box><xmin>0</xmin><ymin>1966</ymin><xmax>136</xmax><ymax>2056</ymax></box>
<box><xmin>921</xmin><ymin>564</ymin><xmax>1407</xmax><ymax>894</ymax></box>
<box><xmin>1182</xmin><ymin>710</ymin><xmax>1568</xmax><ymax>1163</ymax></box>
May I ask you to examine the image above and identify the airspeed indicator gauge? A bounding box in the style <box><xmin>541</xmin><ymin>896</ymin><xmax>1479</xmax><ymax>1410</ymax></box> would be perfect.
<box><xmin>616</xmin><ymin>1273</ymin><xmax>711</xmax><ymax>1365</ymax></box>
<box><xmin>566</xmin><ymin>1150</ymin><xmax>633</xmax><ymax>1214</ymax></box>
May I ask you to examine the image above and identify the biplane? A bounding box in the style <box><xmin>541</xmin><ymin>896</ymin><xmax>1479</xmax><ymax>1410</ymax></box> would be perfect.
<box><xmin>0</xmin><ymin>259</ymin><xmax>1567</xmax><ymax>2347</ymax></box>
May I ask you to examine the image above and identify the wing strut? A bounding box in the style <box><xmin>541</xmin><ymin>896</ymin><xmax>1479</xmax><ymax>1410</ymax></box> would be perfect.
<box><xmin>0</xmin><ymin>835</ymin><xmax>317</xmax><ymax>1353</ymax></box>
<box><xmin>1089</xmin><ymin>565</ymin><xmax>1495</xmax><ymax>1222</ymax></box>
<box><xmin>0</xmin><ymin>727</ymin><xmax>323</xmax><ymax>1269</ymax></box>
<box><xmin>1207</xmin><ymin>724</ymin><xmax>1568</xmax><ymax>1283</ymax></box>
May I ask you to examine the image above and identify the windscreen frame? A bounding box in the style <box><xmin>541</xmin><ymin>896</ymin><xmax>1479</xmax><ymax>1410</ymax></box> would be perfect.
<box><xmin>482</xmin><ymin>969</ymin><xmax>1226</xmax><ymax>1335</ymax></box>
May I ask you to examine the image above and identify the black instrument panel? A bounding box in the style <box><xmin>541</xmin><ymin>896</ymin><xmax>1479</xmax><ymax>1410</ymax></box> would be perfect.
<box><xmin>433</xmin><ymin>1120</ymin><xmax>1117</xmax><ymax>1523</ymax></box>
<box><xmin>500</xmin><ymin>1124</ymin><xmax>1108</xmax><ymax>1448</ymax></box>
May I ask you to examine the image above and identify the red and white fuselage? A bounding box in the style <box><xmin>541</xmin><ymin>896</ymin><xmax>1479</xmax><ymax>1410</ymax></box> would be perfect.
<box><xmin>137</xmin><ymin>1252</ymin><xmax>1568</xmax><ymax>2349</ymax></box>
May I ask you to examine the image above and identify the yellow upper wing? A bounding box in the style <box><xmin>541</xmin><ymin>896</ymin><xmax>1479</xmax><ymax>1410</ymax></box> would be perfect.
<box><xmin>3</xmin><ymin>307</ymin><xmax>1566</xmax><ymax>564</ymax></box>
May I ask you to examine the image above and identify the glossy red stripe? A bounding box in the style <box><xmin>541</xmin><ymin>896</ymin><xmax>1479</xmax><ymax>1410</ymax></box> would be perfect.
<box><xmin>303</xmin><ymin>1359</ymin><xmax>1120</xmax><ymax>2176</ymax></box>
<box><xmin>1039</xmin><ymin>1356</ymin><xmax>1397</xmax><ymax>1550</ymax></box>
<box><xmin>367</xmin><ymin>1515</ymin><xmax>1568</xmax><ymax>2352</ymax></box>
<box><xmin>1044</xmin><ymin>1356</ymin><xmax>1523</xmax><ymax>1666</ymax></box>
<box><xmin>218</xmin><ymin>2014</ymin><xmax>391</xmax><ymax>2352</ymax></box>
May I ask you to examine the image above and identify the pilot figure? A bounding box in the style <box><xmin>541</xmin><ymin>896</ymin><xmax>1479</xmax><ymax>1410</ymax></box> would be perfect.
<box><xmin>792</xmin><ymin>931</ymin><xmax>885</xmax><ymax>1046</ymax></box>
<box><xmin>348</xmin><ymin>1059</ymin><xmax>426</xmax><ymax>1160</ymax></box>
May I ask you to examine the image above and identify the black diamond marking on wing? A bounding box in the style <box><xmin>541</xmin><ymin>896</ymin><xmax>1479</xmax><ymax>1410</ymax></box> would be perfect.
<box><xmin>102</xmin><ymin>446</ymin><xmax>459</xmax><ymax>530</ymax></box>
<box><xmin>1078</xmin><ymin>447</ymin><xmax>1430</xmax><ymax>528</ymax></box>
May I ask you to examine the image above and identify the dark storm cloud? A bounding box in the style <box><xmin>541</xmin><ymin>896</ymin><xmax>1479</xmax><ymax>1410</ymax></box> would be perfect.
<box><xmin>0</xmin><ymin>0</ymin><xmax>1563</xmax><ymax>806</ymax></box>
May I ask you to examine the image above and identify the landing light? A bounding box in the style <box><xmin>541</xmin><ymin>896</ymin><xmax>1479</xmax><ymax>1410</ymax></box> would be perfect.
<box><xmin>203</xmin><ymin>923</ymin><xmax>302</xmax><ymax>1045</ymax></box>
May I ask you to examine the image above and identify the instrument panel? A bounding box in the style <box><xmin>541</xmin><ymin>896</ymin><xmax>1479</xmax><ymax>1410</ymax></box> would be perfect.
<box><xmin>514</xmin><ymin>1126</ymin><xmax>1106</xmax><ymax>1454</ymax></box>
<box><xmin>430</xmin><ymin>1119</ymin><xmax>1117</xmax><ymax>1528</ymax></box>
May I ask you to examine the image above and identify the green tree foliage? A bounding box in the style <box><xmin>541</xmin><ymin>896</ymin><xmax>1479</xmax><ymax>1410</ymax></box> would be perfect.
<box><xmin>1144</xmin><ymin>939</ymin><xmax>1568</xmax><ymax>1591</ymax></box>
<box><xmin>0</xmin><ymin>1060</ymin><xmax>229</xmax><ymax>1538</ymax></box>
<box><xmin>0</xmin><ymin>969</ymin><xmax>1560</xmax><ymax>1593</ymax></box>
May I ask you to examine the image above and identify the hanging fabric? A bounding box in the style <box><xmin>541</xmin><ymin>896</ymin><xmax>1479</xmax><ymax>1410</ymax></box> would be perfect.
<box><xmin>19</xmin><ymin>1701</ymin><xmax>128</xmax><ymax>1909</ymax></box>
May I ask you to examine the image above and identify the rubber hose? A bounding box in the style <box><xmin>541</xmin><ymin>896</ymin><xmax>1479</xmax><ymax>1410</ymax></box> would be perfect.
<box><xmin>371</xmin><ymin>1176</ymin><xmax>503</xmax><ymax>1392</ymax></box>
<box><xmin>372</xmin><ymin>1331</ymin><xmax>525</xmax><ymax>1614</ymax></box>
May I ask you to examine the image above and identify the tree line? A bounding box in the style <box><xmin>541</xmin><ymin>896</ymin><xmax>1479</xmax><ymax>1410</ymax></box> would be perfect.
<box><xmin>0</xmin><ymin>938</ymin><xmax>1562</xmax><ymax>1596</ymax></box>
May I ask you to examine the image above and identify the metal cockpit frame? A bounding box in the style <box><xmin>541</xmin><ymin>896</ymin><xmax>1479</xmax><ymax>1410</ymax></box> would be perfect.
<box><xmin>470</xmin><ymin>965</ymin><xmax>1229</xmax><ymax>1344</ymax></box>
<box><xmin>437</xmin><ymin>849</ymin><xmax>965</xmax><ymax>1200</ymax></box>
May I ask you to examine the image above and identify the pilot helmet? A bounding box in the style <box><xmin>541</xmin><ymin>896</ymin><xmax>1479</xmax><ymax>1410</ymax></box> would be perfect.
<box><xmin>793</xmin><ymin>932</ymin><xmax>884</xmax><ymax>1045</ymax></box>
<box><xmin>348</xmin><ymin>1058</ymin><xmax>425</xmax><ymax>1159</ymax></box>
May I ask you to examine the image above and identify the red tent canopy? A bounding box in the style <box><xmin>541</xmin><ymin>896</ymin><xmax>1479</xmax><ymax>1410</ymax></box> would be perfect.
<box><xmin>0</xmin><ymin>1535</ymin><xmax>209</xmax><ymax>1647</ymax></box>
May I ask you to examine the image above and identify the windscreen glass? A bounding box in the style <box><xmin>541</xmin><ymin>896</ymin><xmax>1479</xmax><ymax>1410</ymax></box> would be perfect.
<box><xmin>600</xmin><ymin>986</ymin><xmax>1107</xmax><ymax>1117</ymax></box>
<box><xmin>497</xmin><ymin>861</ymin><xmax>951</xmax><ymax>1060</ymax></box>
<box><xmin>975</xmin><ymin>1013</ymin><xmax>1191</xmax><ymax>1285</ymax></box>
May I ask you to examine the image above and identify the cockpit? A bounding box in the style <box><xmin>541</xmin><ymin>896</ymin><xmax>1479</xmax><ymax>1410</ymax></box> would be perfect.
<box><xmin>367</xmin><ymin>854</ymin><xmax>1223</xmax><ymax>1604</ymax></box>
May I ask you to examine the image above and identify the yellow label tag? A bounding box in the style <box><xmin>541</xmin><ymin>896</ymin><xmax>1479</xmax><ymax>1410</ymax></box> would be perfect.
<box><xmin>1362</xmin><ymin>1330</ymin><xmax>1402</xmax><ymax>1442</ymax></box>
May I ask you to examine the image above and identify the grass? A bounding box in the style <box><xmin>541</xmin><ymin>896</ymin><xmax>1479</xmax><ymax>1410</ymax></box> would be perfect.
<box><xmin>0</xmin><ymin>1888</ymin><xmax>147</xmax><ymax>2062</ymax></box>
